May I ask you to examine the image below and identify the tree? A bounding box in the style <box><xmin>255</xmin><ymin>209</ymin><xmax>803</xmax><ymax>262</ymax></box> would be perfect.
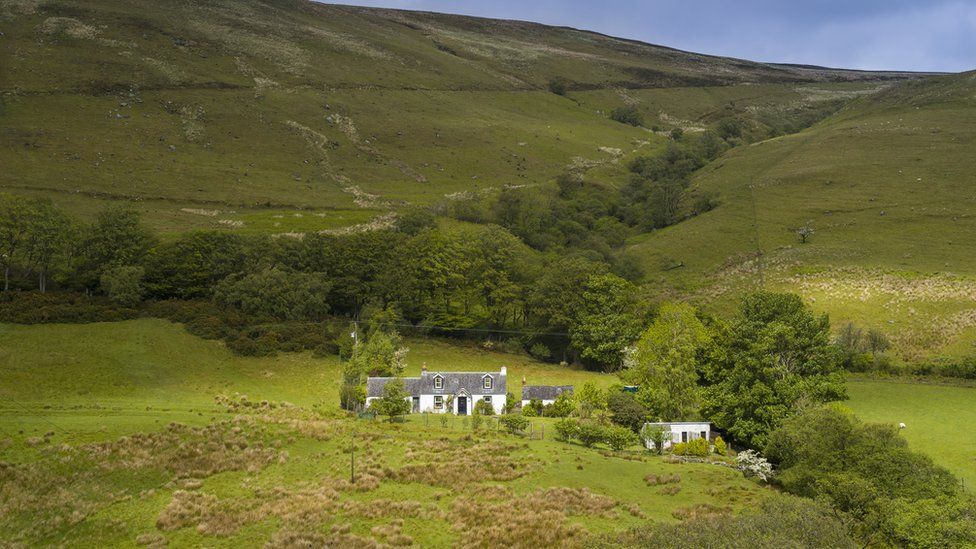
<box><xmin>610</xmin><ymin>105</ymin><xmax>643</xmax><ymax>127</ymax></box>
<box><xmin>500</xmin><ymin>413</ymin><xmax>529</xmax><ymax>435</ymax></box>
<box><xmin>20</xmin><ymin>199</ymin><xmax>73</xmax><ymax>292</ymax></box>
<box><xmin>701</xmin><ymin>292</ymin><xmax>846</xmax><ymax>448</ymax></box>
<box><xmin>640</xmin><ymin>424</ymin><xmax>669</xmax><ymax>455</ymax></box>
<box><xmin>214</xmin><ymin>268</ymin><xmax>331</xmax><ymax>320</ymax></box>
<box><xmin>144</xmin><ymin>231</ymin><xmax>250</xmax><ymax>299</ymax></box>
<box><xmin>796</xmin><ymin>224</ymin><xmax>815</xmax><ymax>244</ymax></box>
<box><xmin>603</xmin><ymin>424</ymin><xmax>637</xmax><ymax>451</ymax></box>
<box><xmin>75</xmin><ymin>207</ymin><xmax>155</xmax><ymax>290</ymax></box>
<box><xmin>606</xmin><ymin>391</ymin><xmax>648</xmax><ymax>432</ymax></box>
<box><xmin>570</xmin><ymin>273</ymin><xmax>641</xmax><ymax>370</ymax></box>
<box><xmin>99</xmin><ymin>265</ymin><xmax>145</xmax><ymax>307</ymax></box>
<box><xmin>627</xmin><ymin>302</ymin><xmax>711</xmax><ymax>421</ymax></box>
<box><xmin>0</xmin><ymin>194</ymin><xmax>34</xmax><ymax>291</ymax></box>
<box><xmin>547</xmin><ymin>77</ymin><xmax>567</xmax><ymax>96</ymax></box>
<box><xmin>373</xmin><ymin>378</ymin><xmax>411</xmax><ymax>421</ymax></box>
<box><xmin>573</xmin><ymin>382</ymin><xmax>605</xmax><ymax>419</ymax></box>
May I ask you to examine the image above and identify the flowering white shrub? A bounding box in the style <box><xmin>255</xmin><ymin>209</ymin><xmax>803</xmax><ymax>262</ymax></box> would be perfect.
<box><xmin>736</xmin><ymin>449</ymin><xmax>773</xmax><ymax>482</ymax></box>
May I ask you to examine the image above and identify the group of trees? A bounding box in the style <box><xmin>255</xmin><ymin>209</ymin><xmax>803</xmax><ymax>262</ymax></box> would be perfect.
<box><xmin>765</xmin><ymin>405</ymin><xmax>976</xmax><ymax>547</ymax></box>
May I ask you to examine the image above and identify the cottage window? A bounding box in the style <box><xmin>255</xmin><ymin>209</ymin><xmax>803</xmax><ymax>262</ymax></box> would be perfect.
<box><xmin>483</xmin><ymin>396</ymin><xmax>492</xmax><ymax>403</ymax></box>
<box><xmin>700</xmin><ymin>431</ymin><xmax>707</xmax><ymax>440</ymax></box>
<box><xmin>434</xmin><ymin>396</ymin><xmax>443</xmax><ymax>409</ymax></box>
<box><xmin>681</xmin><ymin>431</ymin><xmax>688</xmax><ymax>443</ymax></box>
<box><xmin>433</xmin><ymin>375</ymin><xmax>443</xmax><ymax>389</ymax></box>
<box><xmin>483</xmin><ymin>376</ymin><xmax>493</xmax><ymax>390</ymax></box>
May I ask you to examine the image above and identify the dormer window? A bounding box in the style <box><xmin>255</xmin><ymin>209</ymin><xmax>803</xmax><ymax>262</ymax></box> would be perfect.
<box><xmin>483</xmin><ymin>375</ymin><xmax>493</xmax><ymax>390</ymax></box>
<box><xmin>433</xmin><ymin>375</ymin><xmax>443</xmax><ymax>390</ymax></box>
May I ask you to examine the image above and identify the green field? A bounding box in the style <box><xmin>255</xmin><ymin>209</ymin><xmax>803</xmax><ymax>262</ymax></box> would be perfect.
<box><xmin>846</xmin><ymin>379</ymin><xmax>976</xmax><ymax>490</ymax></box>
<box><xmin>0</xmin><ymin>319</ymin><xmax>770</xmax><ymax>546</ymax></box>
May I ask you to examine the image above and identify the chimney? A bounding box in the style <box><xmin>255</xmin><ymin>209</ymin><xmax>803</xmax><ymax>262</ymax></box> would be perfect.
<box><xmin>522</xmin><ymin>375</ymin><xmax>526</xmax><ymax>387</ymax></box>
<box><xmin>421</xmin><ymin>363</ymin><xmax>427</xmax><ymax>376</ymax></box>
<box><xmin>500</xmin><ymin>366</ymin><xmax>507</xmax><ymax>376</ymax></box>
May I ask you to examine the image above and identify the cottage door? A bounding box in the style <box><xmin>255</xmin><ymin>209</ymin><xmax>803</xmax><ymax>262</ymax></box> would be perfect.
<box><xmin>457</xmin><ymin>396</ymin><xmax>467</xmax><ymax>415</ymax></box>
<box><xmin>412</xmin><ymin>397</ymin><xmax>420</xmax><ymax>413</ymax></box>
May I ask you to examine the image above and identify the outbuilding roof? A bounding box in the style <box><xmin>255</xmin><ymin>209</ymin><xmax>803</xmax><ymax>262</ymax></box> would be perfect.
<box><xmin>521</xmin><ymin>385</ymin><xmax>573</xmax><ymax>401</ymax></box>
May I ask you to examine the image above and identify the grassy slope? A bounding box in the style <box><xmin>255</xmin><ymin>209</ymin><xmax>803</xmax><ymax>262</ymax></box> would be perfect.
<box><xmin>627</xmin><ymin>72</ymin><xmax>976</xmax><ymax>359</ymax></box>
<box><xmin>846</xmin><ymin>379</ymin><xmax>976</xmax><ymax>489</ymax></box>
<box><xmin>0</xmin><ymin>319</ymin><xmax>769</xmax><ymax>546</ymax></box>
<box><xmin>0</xmin><ymin>0</ymin><xmax>914</xmax><ymax>234</ymax></box>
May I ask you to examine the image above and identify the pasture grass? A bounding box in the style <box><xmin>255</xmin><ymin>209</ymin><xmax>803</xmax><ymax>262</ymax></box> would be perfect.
<box><xmin>846</xmin><ymin>379</ymin><xmax>976</xmax><ymax>490</ymax></box>
<box><xmin>0</xmin><ymin>319</ymin><xmax>767</xmax><ymax>546</ymax></box>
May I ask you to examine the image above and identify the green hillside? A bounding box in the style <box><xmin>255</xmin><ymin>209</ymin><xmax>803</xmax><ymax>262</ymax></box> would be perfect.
<box><xmin>1</xmin><ymin>0</ymin><xmax>920</xmax><ymax>234</ymax></box>
<box><xmin>628</xmin><ymin>72</ymin><xmax>976</xmax><ymax>360</ymax></box>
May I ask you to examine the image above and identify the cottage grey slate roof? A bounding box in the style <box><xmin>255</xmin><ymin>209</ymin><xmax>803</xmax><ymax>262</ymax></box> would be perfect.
<box><xmin>521</xmin><ymin>385</ymin><xmax>573</xmax><ymax>401</ymax></box>
<box><xmin>366</xmin><ymin>371</ymin><xmax>506</xmax><ymax>398</ymax></box>
<box><xmin>366</xmin><ymin>377</ymin><xmax>421</xmax><ymax>398</ymax></box>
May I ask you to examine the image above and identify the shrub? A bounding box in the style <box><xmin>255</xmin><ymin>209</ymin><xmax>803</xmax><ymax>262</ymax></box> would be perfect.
<box><xmin>735</xmin><ymin>450</ymin><xmax>773</xmax><ymax>482</ymax></box>
<box><xmin>686</xmin><ymin>437</ymin><xmax>709</xmax><ymax>457</ymax></box>
<box><xmin>473</xmin><ymin>399</ymin><xmax>494</xmax><ymax>416</ymax></box>
<box><xmin>471</xmin><ymin>411</ymin><xmax>483</xmax><ymax>431</ymax></box>
<box><xmin>577</xmin><ymin>422</ymin><xmax>605</xmax><ymax>448</ymax></box>
<box><xmin>713</xmin><ymin>436</ymin><xmax>727</xmax><ymax>456</ymax></box>
<box><xmin>554</xmin><ymin>418</ymin><xmax>580</xmax><ymax>442</ymax></box>
<box><xmin>544</xmin><ymin>392</ymin><xmax>574</xmax><ymax>418</ymax></box>
<box><xmin>610</xmin><ymin>105</ymin><xmax>643</xmax><ymax>127</ymax></box>
<box><xmin>522</xmin><ymin>399</ymin><xmax>543</xmax><ymax>417</ymax></box>
<box><xmin>499</xmin><ymin>414</ymin><xmax>529</xmax><ymax>435</ymax></box>
<box><xmin>606</xmin><ymin>391</ymin><xmax>647</xmax><ymax>432</ymax></box>
<box><xmin>0</xmin><ymin>292</ymin><xmax>137</xmax><ymax>323</ymax></box>
<box><xmin>640</xmin><ymin>424</ymin><xmax>669</xmax><ymax>455</ymax></box>
<box><xmin>99</xmin><ymin>265</ymin><xmax>145</xmax><ymax>306</ymax></box>
<box><xmin>603</xmin><ymin>425</ymin><xmax>638</xmax><ymax>451</ymax></box>
<box><xmin>529</xmin><ymin>342</ymin><xmax>552</xmax><ymax>360</ymax></box>
<box><xmin>547</xmin><ymin>77</ymin><xmax>567</xmax><ymax>95</ymax></box>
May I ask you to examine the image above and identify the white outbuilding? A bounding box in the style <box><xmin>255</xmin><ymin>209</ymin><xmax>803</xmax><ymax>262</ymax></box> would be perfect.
<box><xmin>642</xmin><ymin>421</ymin><xmax>712</xmax><ymax>451</ymax></box>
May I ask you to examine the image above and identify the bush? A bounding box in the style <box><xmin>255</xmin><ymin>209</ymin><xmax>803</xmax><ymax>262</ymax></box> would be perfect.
<box><xmin>473</xmin><ymin>399</ymin><xmax>494</xmax><ymax>416</ymax></box>
<box><xmin>640</xmin><ymin>424</ymin><xmax>669</xmax><ymax>455</ymax></box>
<box><xmin>522</xmin><ymin>399</ymin><xmax>543</xmax><ymax>417</ymax></box>
<box><xmin>577</xmin><ymin>422</ymin><xmax>605</xmax><ymax>448</ymax></box>
<box><xmin>713</xmin><ymin>436</ymin><xmax>727</xmax><ymax>456</ymax></box>
<box><xmin>500</xmin><ymin>414</ymin><xmax>529</xmax><ymax>435</ymax></box>
<box><xmin>554</xmin><ymin>418</ymin><xmax>580</xmax><ymax>442</ymax></box>
<box><xmin>99</xmin><ymin>265</ymin><xmax>145</xmax><ymax>306</ymax></box>
<box><xmin>544</xmin><ymin>392</ymin><xmax>574</xmax><ymax>418</ymax></box>
<box><xmin>671</xmin><ymin>442</ymin><xmax>687</xmax><ymax>455</ymax></box>
<box><xmin>603</xmin><ymin>425</ymin><xmax>638</xmax><ymax>451</ymax></box>
<box><xmin>529</xmin><ymin>342</ymin><xmax>552</xmax><ymax>360</ymax></box>
<box><xmin>736</xmin><ymin>449</ymin><xmax>773</xmax><ymax>482</ymax></box>
<box><xmin>547</xmin><ymin>78</ymin><xmax>567</xmax><ymax>96</ymax></box>
<box><xmin>0</xmin><ymin>292</ymin><xmax>137</xmax><ymax>324</ymax></box>
<box><xmin>686</xmin><ymin>437</ymin><xmax>709</xmax><ymax>457</ymax></box>
<box><xmin>606</xmin><ymin>391</ymin><xmax>647</xmax><ymax>432</ymax></box>
<box><xmin>610</xmin><ymin>105</ymin><xmax>643</xmax><ymax>127</ymax></box>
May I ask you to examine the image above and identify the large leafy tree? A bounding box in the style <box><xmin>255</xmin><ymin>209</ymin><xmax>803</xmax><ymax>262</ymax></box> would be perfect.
<box><xmin>214</xmin><ymin>267</ymin><xmax>331</xmax><ymax>321</ymax></box>
<box><xmin>0</xmin><ymin>194</ymin><xmax>35</xmax><ymax>291</ymax></box>
<box><xmin>144</xmin><ymin>231</ymin><xmax>252</xmax><ymax>299</ymax></box>
<box><xmin>75</xmin><ymin>207</ymin><xmax>156</xmax><ymax>291</ymax></box>
<box><xmin>569</xmin><ymin>273</ymin><xmax>642</xmax><ymax>370</ymax></box>
<box><xmin>372</xmin><ymin>378</ymin><xmax>411</xmax><ymax>421</ymax></box>
<box><xmin>627</xmin><ymin>302</ymin><xmax>712</xmax><ymax>421</ymax></box>
<box><xmin>701</xmin><ymin>292</ymin><xmax>845</xmax><ymax>447</ymax></box>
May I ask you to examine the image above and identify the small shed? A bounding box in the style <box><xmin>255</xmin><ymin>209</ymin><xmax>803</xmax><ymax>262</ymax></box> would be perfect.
<box><xmin>642</xmin><ymin>421</ymin><xmax>712</xmax><ymax>450</ymax></box>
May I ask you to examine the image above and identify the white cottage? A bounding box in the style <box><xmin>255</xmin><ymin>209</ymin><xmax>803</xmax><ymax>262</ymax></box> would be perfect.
<box><xmin>365</xmin><ymin>365</ymin><xmax>507</xmax><ymax>415</ymax></box>
<box><xmin>642</xmin><ymin>421</ymin><xmax>712</xmax><ymax>451</ymax></box>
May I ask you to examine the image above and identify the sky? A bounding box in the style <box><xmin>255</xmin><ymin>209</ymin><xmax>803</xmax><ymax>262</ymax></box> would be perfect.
<box><xmin>316</xmin><ymin>0</ymin><xmax>976</xmax><ymax>72</ymax></box>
